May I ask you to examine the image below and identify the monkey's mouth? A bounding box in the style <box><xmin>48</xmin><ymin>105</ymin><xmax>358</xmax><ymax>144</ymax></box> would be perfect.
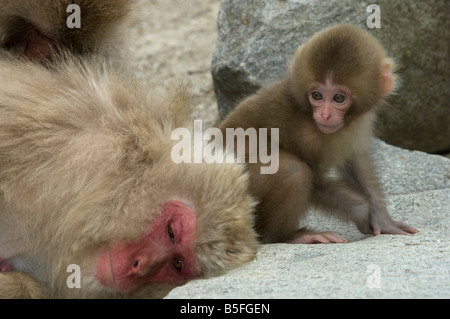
<box><xmin>316</xmin><ymin>123</ymin><xmax>343</xmax><ymax>134</ymax></box>
<box><xmin>95</xmin><ymin>199</ymin><xmax>200</xmax><ymax>293</ymax></box>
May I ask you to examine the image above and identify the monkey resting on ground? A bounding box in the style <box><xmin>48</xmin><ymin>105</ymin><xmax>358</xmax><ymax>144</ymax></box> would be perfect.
<box><xmin>0</xmin><ymin>0</ymin><xmax>258</xmax><ymax>298</ymax></box>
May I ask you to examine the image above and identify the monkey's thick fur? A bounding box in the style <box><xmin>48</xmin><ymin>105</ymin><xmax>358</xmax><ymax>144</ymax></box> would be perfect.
<box><xmin>0</xmin><ymin>0</ymin><xmax>133</xmax><ymax>55</ymax></box>
<box><xmin>0</xmin><ymin>0</ymin><xmax>259</xmax><ymax>298</ymax></box>
<box><xmin>0</xmin><ymin>54</ymin><xmax>258</xmax><ymax>298</ymax></box>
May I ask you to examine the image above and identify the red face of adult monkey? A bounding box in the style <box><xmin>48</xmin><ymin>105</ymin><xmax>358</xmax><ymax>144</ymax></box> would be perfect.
<box><xmin>0</xmin><ymin>0</ymin><xmax>258</xmax><ymax>298</ymax></box>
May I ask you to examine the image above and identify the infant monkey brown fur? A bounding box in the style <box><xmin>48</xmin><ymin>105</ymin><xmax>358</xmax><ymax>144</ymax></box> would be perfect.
<box><xmin>220</xmin><ymin>24</ymin><xmax>418</xmax><ymax>244</ymax></box>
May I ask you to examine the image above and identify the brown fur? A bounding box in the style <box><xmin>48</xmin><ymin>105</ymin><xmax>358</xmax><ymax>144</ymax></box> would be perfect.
<box><xmin>0</xmin><ymin>0</ymin><xmax>134</xmax><ymax>57</ymax></box>
<box><xmin>220</xmin><ymin>24</ymin><xmax>417</xmax><ymax>243</ymax></box>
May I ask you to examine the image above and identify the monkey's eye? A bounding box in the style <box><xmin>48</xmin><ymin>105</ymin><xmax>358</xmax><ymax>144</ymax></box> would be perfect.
<box><xmin>311</xmin><ymin>91</ymin><xmax>323</xmax><ymax>100</ymax></box>
<box><xmin>173</xmin><ymin>258</ymin><xmax>183</xmax><ymax>272</ymax></box>
<box><xmin>168</xmin><ymin>224</ymin><xmax>175</xmax><ymax>244</ymax></box>
<box><xmin>333</xmin><ymin>94</ymin><xmax>346</xmax><ymax>103</ymax></box>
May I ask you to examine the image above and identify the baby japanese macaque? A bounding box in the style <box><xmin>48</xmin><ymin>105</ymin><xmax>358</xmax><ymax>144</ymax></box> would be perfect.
<box><xmin>220</xmin><ymin>24</ymin><xmax>418</xmax><ymax>244</ymax></box>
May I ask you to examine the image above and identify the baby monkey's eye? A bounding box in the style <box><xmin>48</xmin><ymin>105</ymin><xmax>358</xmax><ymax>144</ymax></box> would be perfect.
<box><xmin>333</xmin><ymin>94</ymin><xmax>346</xmax><ymax>103</ymax></box>
<box><xmin>311</xmin><ymin>91</ymin><xmax>323</xmax><ymax>100</ymax></box>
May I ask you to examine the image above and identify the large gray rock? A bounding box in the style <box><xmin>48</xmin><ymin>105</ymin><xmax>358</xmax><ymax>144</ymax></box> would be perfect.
<box><xmin>212</xmin><ymin>0</ymin><xmax>450</xmax><ymax>153</ymax></box>
<box><xmin>166</xmin><ymin>139</ymin><xmax>450</xmax><ymax>299</ymax></box>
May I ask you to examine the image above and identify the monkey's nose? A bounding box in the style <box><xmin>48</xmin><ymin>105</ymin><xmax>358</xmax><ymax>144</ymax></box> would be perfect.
<box><xmin>321</xmin><ymin>112</ymin><xmax>332</xmax><ymax>121</ymax></box>
<box><xmin>130</xmin><ymin>255</ymin><xmax>153</xmax><ymax>276</ymax></box>
<box><xmin>130</xmin><ymin>253</ymin><xmax>170</xmax><ymax>277</ymax></box>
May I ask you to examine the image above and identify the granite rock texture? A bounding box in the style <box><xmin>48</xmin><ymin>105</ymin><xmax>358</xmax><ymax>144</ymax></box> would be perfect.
<box><xmin>212</xmin><ymin>0</ymin><xmax>450</xmax><ymax>153</ymax></box>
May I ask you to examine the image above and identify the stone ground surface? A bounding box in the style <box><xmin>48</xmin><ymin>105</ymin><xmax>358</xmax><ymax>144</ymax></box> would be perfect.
<box><xmin>166</xmin><ymin>140</ymin><xmax>450</xmax><ymax>299</ymax></box>
<box><xmin>128</xmin><ymin>0</ymin><xmax>450</xmax><ymax>299</ymax></box>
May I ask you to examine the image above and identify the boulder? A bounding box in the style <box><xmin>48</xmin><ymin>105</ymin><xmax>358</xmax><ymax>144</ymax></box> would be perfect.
<box><xmin>212</xmin><ymin>0</ymin><xmax>450</xmax><ymax>153</ymax></box>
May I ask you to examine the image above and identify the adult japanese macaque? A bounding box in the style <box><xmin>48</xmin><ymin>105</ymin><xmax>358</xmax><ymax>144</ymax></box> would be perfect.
<box><xmin>0</xmin><ymin>0</ymin><xmax>258</xmax><ymax>298</ymax></box>
<box><xmin>220</xmin><ymin>24</ymin><xmax>418</xmax><ymax>244</ymax></box>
